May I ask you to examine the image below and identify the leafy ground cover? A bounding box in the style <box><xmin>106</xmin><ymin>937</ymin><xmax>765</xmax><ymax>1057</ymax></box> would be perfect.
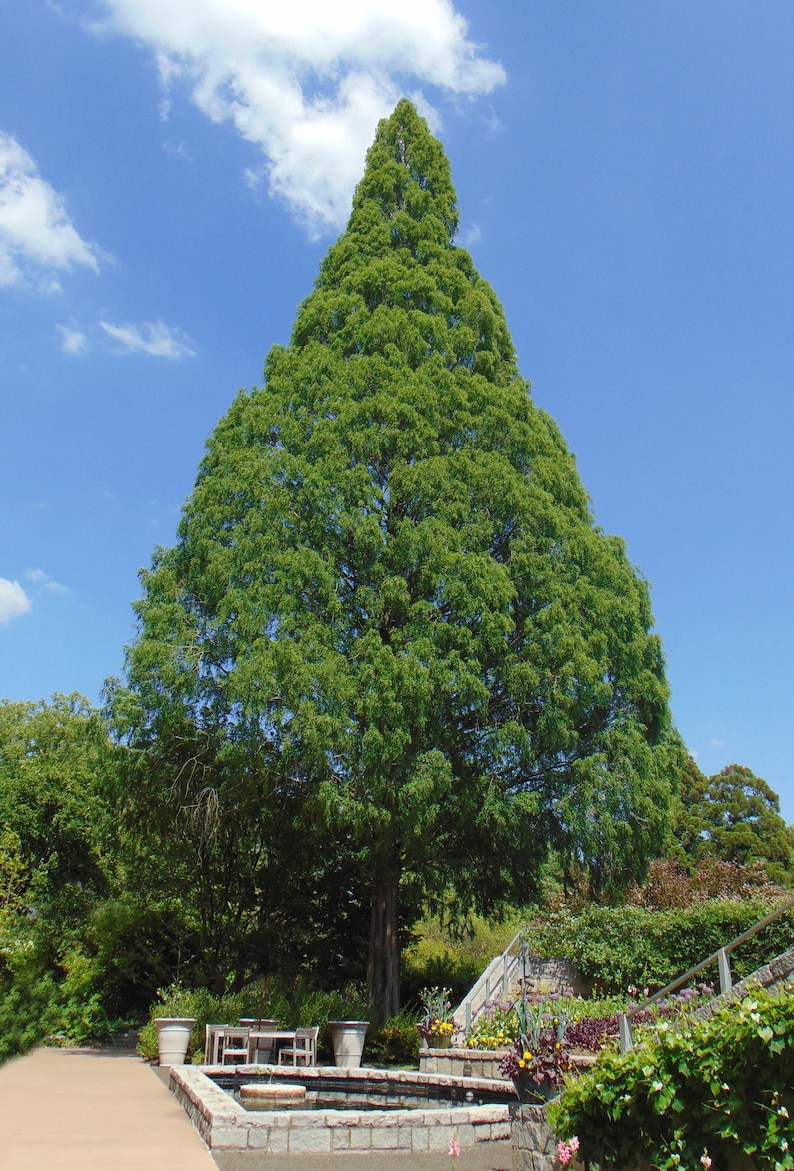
<box><xmin>463</xmin><ymin>986</ymin><xmax>714</xmax><ymax>1054</ymax></box>
<box><xmin>550</xmin><ymin>987</ymin><xmax>794</xmax><ymax>1169</ymax></box>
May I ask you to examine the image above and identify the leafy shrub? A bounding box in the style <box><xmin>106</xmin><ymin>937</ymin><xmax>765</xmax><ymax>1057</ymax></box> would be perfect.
<box><xmin>401</xmin><ymin>913</ymin><xmax>525</xmax><ymax>1006</ymax></box>
<box><xmin>139</xmin><ymin>979</ymin><xmax>368</xmax><ymax>1063</ymax></box>
<box><xmin>364</xmin><ymin>1009</ymin><xmax>421</xmax><ymax>1066</ymax></box>
<box><xmin>528</xmin><ymin>898</ymin><xmax>793</xmax><ymax>994</ymax></box>
<box><xmin>626</xmin><ymin>857</ymin><xmax>787</xmax><ymax>911</ymax></box>
<box><xmin>551</xmin><ymin>987</ymin><xmax>794</xmax><ymax>1169</ymax></box>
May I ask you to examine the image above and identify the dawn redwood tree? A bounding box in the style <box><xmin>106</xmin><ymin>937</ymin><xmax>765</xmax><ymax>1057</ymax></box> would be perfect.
<box><xmin>115</xmin><ymin>101</ymin><xmax>682</xmax><ymax>1018</ymax></box>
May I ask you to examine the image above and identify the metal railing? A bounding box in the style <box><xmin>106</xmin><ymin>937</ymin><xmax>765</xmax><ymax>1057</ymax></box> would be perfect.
<box><xmin>453</xmin><ymin>928</ymin><xmax>525</xmax><ymax>1032</ymax></box>
<box><xmin>617</xmin><ymin>893</ymin><xmax>794</xmax><ymax>1051</ymax></box>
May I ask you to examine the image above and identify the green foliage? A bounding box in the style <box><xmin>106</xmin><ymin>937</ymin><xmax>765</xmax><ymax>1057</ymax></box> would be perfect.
<box><xmin>0</xmin><ymin>695</ymin><xmax>128</xmax><ymax>1057</ymax></box>
<box><xmin>112</xmin><ymin>98</ymin><xmax>681</xmax><ymax>1019</ymax></box>
<box><xmin>528</xmin><ymin>898</ymin><xmax>794</xmax><ymax>994</ymax></box>
<box><xmin>551</xmin><ymin>987</ymin><xmax>794</xmax><ymax>1169</ymax></box>
<box><xmin>669</xmin><ymin>759</ymin><xmax>794</xmax><ymax>883</ymax></box>
<box><xmin>139</xmin><ymin>979</ymin><xmax>368</xmax><ymax>1063</ymax></box>
<box><xmin>364</xmin><ymin>1008</ymin><xmax>422</xmax><ymax>1066</ymax></box>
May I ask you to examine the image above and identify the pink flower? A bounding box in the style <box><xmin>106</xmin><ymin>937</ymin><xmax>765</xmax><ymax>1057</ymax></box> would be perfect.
<box><xmin>700</xmin><ymin>1155</ymin><xmax>712</xmax><ymax>1170</ymax></box>
<box><xmin>557</xmin><ymin>1137</ymin><xmax>580</xmax><ymax>1167</ymax></box>
<box><xmin>449</xmin><ymin>1139</ymin><xmax>460</xmax><ymax>1158</ymax></box>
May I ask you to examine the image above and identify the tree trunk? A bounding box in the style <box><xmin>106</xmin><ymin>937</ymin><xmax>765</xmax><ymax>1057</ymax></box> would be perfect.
<box><xmin>367</xmin><ymin>857</ymin><xmax>401</xmax><ymax>1023</ymax></box>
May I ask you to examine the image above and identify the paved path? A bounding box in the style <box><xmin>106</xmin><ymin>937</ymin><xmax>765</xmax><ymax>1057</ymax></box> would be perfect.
<box><xmin>0</xmin><ymin>1048</ymin><xmax>511</xmax><ymax>1170</ymax></box>
<box><xmin>0</xmin><ymin>1047</ymin><xmax>218</xmax><ymax>1171</ymax></box>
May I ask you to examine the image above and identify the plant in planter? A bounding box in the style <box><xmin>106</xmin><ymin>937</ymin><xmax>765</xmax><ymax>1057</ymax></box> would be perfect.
<box><xmin>417</xmin><ymin>986</ymin><xmax>456</xmax><ymax>1046</ymax></box>
<box><xmin>498</xmin><ymin>994</ymin><xmax>573</xmax><ymax>1101</ymax></box>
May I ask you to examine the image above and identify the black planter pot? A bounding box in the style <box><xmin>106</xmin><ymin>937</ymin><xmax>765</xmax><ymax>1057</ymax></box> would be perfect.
<box><xmin>511</xmin><ymin>1075</ymin><xmax>559</xmax><ymax>1104</ymax></box>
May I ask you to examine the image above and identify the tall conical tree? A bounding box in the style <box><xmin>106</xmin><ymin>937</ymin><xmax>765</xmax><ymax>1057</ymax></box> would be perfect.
<box><xmin>115</xmin><ymin>100</ymin><xmax>683</xmax><ymax>1017</ymax></box>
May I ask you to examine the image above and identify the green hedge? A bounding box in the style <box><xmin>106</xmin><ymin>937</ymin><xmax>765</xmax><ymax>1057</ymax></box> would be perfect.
<box><xmin>528</xmin><ymin>898</ymin><xmax>793</xmax><ymax>993</ymax></box>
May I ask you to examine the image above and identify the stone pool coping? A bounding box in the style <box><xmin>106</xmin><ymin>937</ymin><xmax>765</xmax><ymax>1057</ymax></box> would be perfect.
<box><xmin>170</xmin><ymin>1063</ymin><xmax>511</xmax><ymax>1156</ymax></box>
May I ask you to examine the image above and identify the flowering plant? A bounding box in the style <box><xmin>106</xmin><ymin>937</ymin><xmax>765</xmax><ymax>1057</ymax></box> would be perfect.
<box><xmin>464</xmin><ymin>997</ymin><xmax>517</xmax><ymax>1050</ymax></box>
<box><xmin>557</xmin><ymin>1136</ymin><xmax>580</xmax><ymax>1167</ymax></box>
<box><xmin>498</xmin><ymin>994</ymin><xmax>573</xmax><ymax>1091</ymax></box>
<box><xmin>417</xmin><ymin>986</ymin><xmax>456</xmax><ymax>1041</ymax></box>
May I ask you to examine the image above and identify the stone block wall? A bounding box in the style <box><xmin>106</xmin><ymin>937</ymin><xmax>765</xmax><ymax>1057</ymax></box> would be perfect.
<box><xmin>509</xmin><ymin>1103</ymin><xmax>557</xmax><ymax>1171</ymax></box>
<box><xmin>520</xmin><ymin>957</ymin><xmax>590</xmax><ymax>999</ymax></box>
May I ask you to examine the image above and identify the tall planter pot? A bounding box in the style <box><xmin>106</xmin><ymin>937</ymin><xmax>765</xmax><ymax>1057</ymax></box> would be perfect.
<box><xmin>327</xmin><ymin>1021</ymin><xmax>369</xmax><ymax>1068</ymax></box>
<box><xmin>155</xmin><ymin>1017</ymin><xmax>196</xmax><ymax>1067</ymax></box>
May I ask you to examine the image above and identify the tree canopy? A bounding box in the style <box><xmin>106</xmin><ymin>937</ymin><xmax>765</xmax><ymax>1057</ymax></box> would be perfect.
<box><xmin>669</xmin><ymin>758</ymin><xmax>794</xmax><ymax>883</ymax></box>
<box><xmin>113</xmin><ymin>99</ymin><xmax>682</xmax><ymax>1017</ymax></box>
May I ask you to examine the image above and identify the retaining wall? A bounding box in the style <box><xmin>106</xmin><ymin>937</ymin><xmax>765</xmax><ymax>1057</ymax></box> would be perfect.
<box><xmin>169</xmin><ymin>1064</ymin><xmax>511</xmax><ymax>1157</ymax></box>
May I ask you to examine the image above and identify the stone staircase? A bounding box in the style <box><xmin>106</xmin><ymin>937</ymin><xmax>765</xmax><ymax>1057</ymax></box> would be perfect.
<box><xmin>453</xmin><ymin>933</ymin><xmax>584</xmax><ymax>1034</ymax></box>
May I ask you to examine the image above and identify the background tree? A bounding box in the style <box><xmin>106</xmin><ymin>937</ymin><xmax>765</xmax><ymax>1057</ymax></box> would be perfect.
<box><xmin>113</xmin><ymin>100</ymin><xmax>683</xmax><ymax>1019</ymax></box>
<box><xmin>669</xmin><ymin>758</ymin><xmax>794</xmax><ymax>883</ymax></box>
<box><xmin>0</xmin><ymin>695</ymin><xmax>121</xmax><ymax>1049</ymax></box>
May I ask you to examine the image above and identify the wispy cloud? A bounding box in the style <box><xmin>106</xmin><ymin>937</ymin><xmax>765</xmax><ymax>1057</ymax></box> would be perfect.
<box><xmin>99</xmin><ymin>319</ymin><xmax>196</xmax><ymax>358</ymax></box>
<box><xmin>0</xmin><ymin>131</ymin><xmax>100</xmax><ymax>287</ymax></box>
<box><xmin>57</xmin><ymin>325</ymin><xmax>88</xmax><ymax>354</ymax></box>
<box><xmin>93</xmin><ymin>0</ymin><xmax>505</xmax><ymax>233</ymax></box>
<box><xmin>26</xmin><ymin>568</ymin><xmax>70</xmax><ymax>594</ymax></box>
<box><xmin>0</xmin><ymin>579</ymin><xmax>32</xmax><ymax>623</ymax></box>
<box><xmin>458</xmin><ymin>222</ymin><xmax>481</xmax><ymax>248</ymax></box>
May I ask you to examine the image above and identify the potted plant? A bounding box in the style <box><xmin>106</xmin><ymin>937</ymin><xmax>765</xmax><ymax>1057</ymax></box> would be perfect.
<box><xmin>154</xmin><ymin>1017</ymin><xmax>196</xmax><ymax>1066</ymax></box>
<box><xmin>498</xmin><ymin>994</ymin><xmax>572</xmax><ymax>1102</ymax></box>
<box><xmin>417</xmin><ymin>986</ymin><xmax>456</xmax><ymax>1049</ymax></box>
<box><xmin>327</xmin><ymin>1020</ymin><xmax>370</xmax><ymax>1067</ymax></box>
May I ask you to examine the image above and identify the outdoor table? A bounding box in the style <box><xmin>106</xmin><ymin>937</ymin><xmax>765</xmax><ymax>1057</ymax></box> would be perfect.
<box><xmin>247</xmin><ymin>1030</ymin><xmax>296</xmax><ymax>1064</ymax></box>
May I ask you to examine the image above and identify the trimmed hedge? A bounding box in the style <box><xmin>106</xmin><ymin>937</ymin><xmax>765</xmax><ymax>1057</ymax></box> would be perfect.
<box><xmin>527</xmin><ymin>897</ymin><xmax>793</xmax><ymax>993</ymax></box>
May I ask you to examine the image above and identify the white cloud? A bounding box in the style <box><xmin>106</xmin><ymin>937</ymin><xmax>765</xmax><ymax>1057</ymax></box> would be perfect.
<box><xmin>0</xmin><ymin>132</ymin><xmax>100</xmax><ymax>286</ymax></box>
<box><xmin>458</xmin><ymin>222</ymin><xmax>481</xmax><ymax>248</ymax></box>
<box><xmin>0</xmin><ymin>579</ymin><xmax>32</xmax><ymax>624</ymax></box>
<box><xmin>57</xmin><ymin>325</ymin><xmax>88</xmax><ymax>354</ymax></box>
<box><xmin>25</xmin><ymin>569</ymin><xmax>69</xmax><ymax>594</ymax></box>
<box><xmin>94</xmin><ymin>0</ymin><xmax>505</xmax><ymax>232</ymax></box>
<box><xmin>99</xmin><ymin>318</ymin><xmax>196</xmax><ymax>358</ymax></box>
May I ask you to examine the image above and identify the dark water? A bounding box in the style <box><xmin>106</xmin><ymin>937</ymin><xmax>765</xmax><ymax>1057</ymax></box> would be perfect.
<box><xmin>214</xmin><ymin>1075</ymin><xmax>512</xmax><ymax>1113</ymax></box>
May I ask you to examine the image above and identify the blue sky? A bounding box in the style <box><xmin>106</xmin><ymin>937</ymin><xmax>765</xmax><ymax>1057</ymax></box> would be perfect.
<box><xmin>1</xmin><ymin>1</ymin><xmax>792</xmax><ymax>820</ymax></box>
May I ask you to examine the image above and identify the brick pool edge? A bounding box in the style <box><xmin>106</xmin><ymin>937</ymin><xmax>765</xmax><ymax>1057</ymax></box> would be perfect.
<box><xmin>169</xmin><ymin>1063</ymin><xmax>511</xmax><ymax>1156</ymax></box>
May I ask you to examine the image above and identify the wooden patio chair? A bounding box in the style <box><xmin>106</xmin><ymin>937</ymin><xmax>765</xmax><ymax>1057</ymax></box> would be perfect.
<box><xmin>204</xmin><ymin>1023</ymin><xmax>229</xmax><ymax>1065</ymax></box>
<box><xmin>221</xmin><ymin>1026</ymin><xmax>251</xmax><ymax>1065</ymax></box>
<box><xmin>277</xmin><ymin>1026</ymin><xmax>318</xmax><ymax>1067</ymax></box>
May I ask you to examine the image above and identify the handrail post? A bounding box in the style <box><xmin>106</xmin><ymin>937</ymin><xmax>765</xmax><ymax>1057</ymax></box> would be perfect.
<box><xmin>718</xmin><ymin>948</ymin><xmax>732</xmax><ymax>995</ymax></box>
<box><xmin>618</xmin><ymin>1011</ymin><xmax>633</xmax><ymax>1053</ymax></box>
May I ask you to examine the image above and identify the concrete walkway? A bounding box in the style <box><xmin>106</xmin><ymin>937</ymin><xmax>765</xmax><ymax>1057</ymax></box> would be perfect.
<box><xmin>0</xmin><ymin>1048</ymin><xmax>511</xmax><ymax>1170</ymax></box>
<box><xmin>0</xmin><ymin>1047</ymin><xmax>218</xmax><ymax>1171</ymax></box>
